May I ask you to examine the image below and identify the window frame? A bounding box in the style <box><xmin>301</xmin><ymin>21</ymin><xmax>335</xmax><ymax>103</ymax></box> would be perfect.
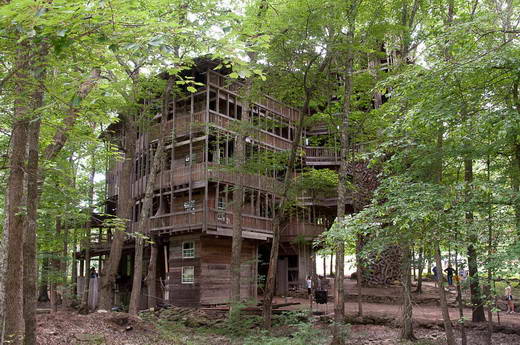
<box><xmin>181</xmin><ymin>266</ymin><xmax>195</xmax><ymax>284</ymax></box>
<box><xmin>182</xmin><ymin>241</ymin><xmax>195</xmax><ymax>259</ymax></box>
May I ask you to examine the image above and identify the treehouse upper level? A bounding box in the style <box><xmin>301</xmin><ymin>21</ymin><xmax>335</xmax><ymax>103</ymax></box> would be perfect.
<box><xmin>103</xmin><ymin>65</ymin><xmax>357</xmax><ymax>241</ymax></box>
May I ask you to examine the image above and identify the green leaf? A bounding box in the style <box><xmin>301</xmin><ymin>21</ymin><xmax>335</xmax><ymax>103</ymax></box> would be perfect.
<box><xmin>187</xmin><ymin>86</ymin><xmax>197</xmax><ymax>93</ymax></box>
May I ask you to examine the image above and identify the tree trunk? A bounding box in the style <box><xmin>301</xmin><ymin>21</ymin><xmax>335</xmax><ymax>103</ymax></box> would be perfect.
<box><xmin>400</xmin><ymin>245</ymin><xmax>415</xmax><ymax>341</ymax></box>
<box><xmin>99</xmin><ymin>125</ymin><xmax>136</xmax><ymax>310</ymax></box>
<box><xmin>3</xmin><ymin>44</ymin><xmax>33</xmax><ymax>343</ymax></box>
<box><xmin>50</xmin><ymin>218</ymin><xmax>64</xmax><ymax>313</ymax></box>
<box><xmin>331</xmin><ymin>13</ymin><xmax>356</xmax><ymax>343</ymax></box>
<box><xmin>79</xmin><ymin>155</ymin><xmax>96</xmax><ymax>313</ymax></box>
<box><xmin>230</xmin><ymin>102</ymin><xmax>248</xmax><ymax>313</ymax></box>
<box><xmin>454</xmin><ymin>250</ymin><xmax>467</xmax><ymax>345</ymax></box>
<box><xmin>416</xmin><ymin>247</ymin><xmax>424</xmax><ymax>293</ymax></box>
<box><xmin>146</xmin><ymin>239</ymin><xmax>158</xmax><ymax>310</ymax></box>
<box><xmin>38</xmin><ymin>258</ymin><xmax>50</xmax><ymax>302</ymax></box>
<box><xmin>434</xmin><ymin>245</ymin><xmax>456</xmax><ymax>345</ymax></box>
<box><xmin>23</xmin><ymin>112</ymin><xmax>43</xmax><ymax>345</ymax></box>
<box><xmin>129</xmin><ymin>237</ymin><xmax>145</xmax><ymax>315</ymax></box>
<box><xmin>465</xmin><ymin>157</ymin><xmax>486</xmax><ymax>322</ymax></box>
<box><xmin>128</xmin><ymin>79</ymin><xmax>173</xmax><ymax>315</ymax></box>
<box><xmin>262</xmin><ymin>92</ymin><xmax>309</xmax><ymax>329</ymax></box>
<box><xmin>356</xmin><ymin>235</ymin><xmax>363</xmax><ymax>316</ymax></box>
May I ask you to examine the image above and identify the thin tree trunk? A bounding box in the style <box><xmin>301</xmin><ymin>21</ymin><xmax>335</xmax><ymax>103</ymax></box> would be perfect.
<box><xmin>79</xmin><ymin>155</ymin><xmax>96</xmax><ymax>314</ymax></box>
<box><xmin>465</xmin><ymin>158</ymin><xmax>486</xmax><ymax>322</ymax></box>
<box><xmin>99</xmin><ymin>125</ymin><xmax>136</xmax><ymax>310</ymax></box>
<box><xmin>262</xmin><ymin>93</ymin><xmax>309</xmax><ymax>329</ymax></box>
<box><xmin>400</xmin><ymin>245</ymin><xmax>415</xmax><ymax>340</ymax></box>
<box><xmin>50</xmin><ymin>218</ymin><xmax>63</xmax><ymax>313</ymax></box>
<box><xmin>230</xmin><ymin>100</ymin><xmax>248</xmax><ymax>314</ymax></box>
<box><xmin>128</xmin><ymin>79</ymin><xmax>173</xmax><ymax>316</ymax></box>
<box><xmin>454</xmin><ymin>248</ymin><xmax>467</xmax><ymax>345</ymax></box>
<box><xmin>146</xmin><ymin>238</ymin><xmax>158</xmax><ymax>309</ymax></box>
<box><xmin>416</xmin><ymin>247</ymin><xmax>424</xmax><ymax>293</ymax></box>
<box><xmin>38</xmin><ymin>258</ymin><xmax>50</xmax><ymax>302</ymax></box>
<box><xmin>434</xmin><ymin>245</ymin><xmax>456</xmax><ymax>345</ymax></box>
<box><xmin>356</xmin><ymin>235</ymin><xmax>363</xmax><ymax>316</ymax></box>
<box><xmin>485</xmin><ymin>156</ymin><xmax>493</xmax><ymax>345</ymax></box>
<box><xmin>129</xmin><ymin>237</ymin><xmax>145</xmax><ymax>315</ymax></box>
<box><xmin>23</xmin><ymin>112</ymin><xmax>43</xmax><ymax>345</ymax></box>
<box><xmin>331</xmin><ymin>11</ymin><xmax>356</xmax><ymax>342</ymax></box>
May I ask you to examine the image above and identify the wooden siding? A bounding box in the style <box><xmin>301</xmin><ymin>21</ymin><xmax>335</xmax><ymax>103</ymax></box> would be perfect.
<box><xmin>168</xmin><ymin>234</ymin><xmax>202</xmax><ymax>307</ymax></box>
<box><xmin>199</xmin><ymin>236</ymin><xmax>257</xmax><ymax>305</ymax></box>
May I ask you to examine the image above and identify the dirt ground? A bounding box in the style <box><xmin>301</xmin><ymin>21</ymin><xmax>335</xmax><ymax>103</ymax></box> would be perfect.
<box><xmin>36</xmin><ymin>280</ymin><xmax>520</xmax><ymax>345</ymax></box>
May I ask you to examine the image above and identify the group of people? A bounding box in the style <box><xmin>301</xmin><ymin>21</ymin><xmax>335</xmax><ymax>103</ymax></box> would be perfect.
<box><xmin>432</xmin><ymin>265</ymin><xmax>465</xmax><ymax>287</ymax></box>
<box><xmin>432</xmin><ymin>265</ymin><xmax>516</xmax><ymax>314</ymax></box>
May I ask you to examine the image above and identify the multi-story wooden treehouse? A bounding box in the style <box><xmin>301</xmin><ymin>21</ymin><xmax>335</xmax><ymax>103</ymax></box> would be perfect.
<box><xmin>79</xmin><ymin>60</ymin><xmax>370</xmax><ymax>308</ymax></box>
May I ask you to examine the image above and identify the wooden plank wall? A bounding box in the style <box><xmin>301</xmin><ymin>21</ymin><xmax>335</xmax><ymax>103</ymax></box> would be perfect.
<box><xmin>199</xmin><ymin>236</ymin><xmax>257</xmax><ymax>305</ymax></box>
<box><xmin>168</xmin><ymin>234</ymin><xmax>202</xmax><ymax>306</ymax></box>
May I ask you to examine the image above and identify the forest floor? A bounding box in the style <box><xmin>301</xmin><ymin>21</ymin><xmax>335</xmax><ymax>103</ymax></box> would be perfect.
<box><xmin>36</xmin><ymin>280</ymin><xmax>520</xmax><ymax>345</ymax></box>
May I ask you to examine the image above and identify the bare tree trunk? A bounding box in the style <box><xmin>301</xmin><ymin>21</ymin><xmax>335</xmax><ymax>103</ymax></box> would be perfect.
<box><xmin>454</xmin><ymin>249</ymin><xmax>467</xmax><ymax>345</ymax></box>
<box><xmin>50</xmin><ymin>218</ymin><xmax>64</xmax><ymax>313</ymax></box>
<box><xmin>128</xmin><ymin>79</ymin><xmax>173</xmax><ymax>316</ymax></box>
<box><xmin>356</xmin><ymin>235</ymin><xmax>363</xmax><ymax>316</ymax></box>
<box><xmin>146</xmin><ymin>238</ymin><xmax>158</xmax><ymax>310</ymax></box>
<box><xmin>230</xmin><ymin>105</ymin><xmax>247</xmax><ymax>313</ymax></box>
<box><xmin>99</xmin><ymin>125</ymin><xmax>136</xmax><ymax>310</ymax></box>
<box><xmin>262</xmin><ymin>94</ymin><xmax>309</xmax><ymax>328</ymax></box>
<box><xmin>434</xmin><ymin>245</ymin><xmax>456</xmax><ymax>345</ymax></box>
<box><xmin>400</xmin><ymin>245</ymin><xmax>415</xmax><ymax>340</ymax></box>
<box><xmin>38</xmin><ymin>258</ymin><xmax>50</xmax><ymax>302</ymax></box>
<box><xmin>416</xmin><ymin>247</ymin><xmax>424</xmax><ymax>293</ymax></box>
<box><xmin>465</xmin><ymin>158</ymin><xmax>486</xmax><ymax>322</ymax></box>
<box><xmin>3</xmin><ymin>43</ymin><xmax>34</xmax><ymax>344</ymax></box>
<box><xmin>79</xmin><ymin>154</ymin><xmax>96</xmax><ymax>314</ymax></box>
<box><xmin>23</xmin><ymin>112</ymin><xmax>43</xmax><ymax>345</ymax></box>
<box><xmin>129</xmin><ymin>237</ymin><xmax>145</xmax><ymax>315</ymax></box>
<box><xmin>331</xmin><ymin>10</ymin><xmax>357</xmax><ymax>342</ymax></box>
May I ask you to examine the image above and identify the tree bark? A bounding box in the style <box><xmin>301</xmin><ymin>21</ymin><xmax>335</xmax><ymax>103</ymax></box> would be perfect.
<box><xmin>416</xmin><ymin>247</ymin><xmax>424</xmax><ymax>293</ymax></box>
<box><xmin>262</xmin><ymin>93</ymin><xmax>309</xmax><ymax>329</ymax></box>
<box><xmin>2</xmin><ymin>42</ymin><xmax>34</xmax><ymax>344</ymax></box>
<box><xmin>99</xmin><ymin>124</ymin><xmax>136</xmax><ymax>310</ymax></box>
<box><xmin>23</xmin><ymin>112</ymin><xmax>43</xmax><ymax>345</ymax></box>
<box><xmin>128</xmin><ymin>79</ymin><xmax>173</xmax><ymax>315</ymax></box>
<box><xmin>465</xmin><ymin>158</ymin><xmax>486</xmax><ymax>322</ymax></box>
<box><xmin>434</xmin><ymin>245</ymin><xmax>456</xmax><ymax>345</ymax></box>
<box><xmin>331</xmin><ymin>11</ymin><xmax>357</xmax><ymax>342</ymax></box>
<box><xmin>399</xmin><ymin>245</ymin><xmax>415</xmax><ymax>340</ymax></box>
<box><xmin>356</xmin><ymin>236</ymin><xmax>363</xmax><ymax>316</ymax></box>
<box><xmin>146</xmin><ymin>239</ymin><xmax>158</xmax><ymax>310</ymax></box>
<box><xmin>230</xmin><ymin>103</ymin><xmax>247</xmax><ymax>313</ymax></box>
<box><xmin>38</xmin><ymin>258</ymin><xmax>50</xmax><ymax>302</ymax></box>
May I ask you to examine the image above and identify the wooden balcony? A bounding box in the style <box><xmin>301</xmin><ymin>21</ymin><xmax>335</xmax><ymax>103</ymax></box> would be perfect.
<box><xmin>282</xmin><ymin>222</ymin><xmax>326</xmax><ymax>241</ymax></box>
<box><xmin>304</xmin><ymin>147</ymin><xmax>340</xmax><ymax>165</ymax></box>
<box><xmin>133</xmin><ymin>162</ymin><xmax>283</xmax><ymax>197</ymax></box>
<box><xmin>149</xmin><ymin>207</ymin><xmax>273</xmax><ymax>240</ymax></box>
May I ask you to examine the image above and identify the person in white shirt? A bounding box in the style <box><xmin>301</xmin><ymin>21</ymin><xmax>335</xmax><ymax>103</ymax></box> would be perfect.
<box><xmin>505</xmin><ymin>282</ymin><xmax>515</xmax><ymax>314</ymax></box>
<box><xmin>306</xmin><ymin>275</ymin><xmax>312</xmax><ymax>296</ymax></box>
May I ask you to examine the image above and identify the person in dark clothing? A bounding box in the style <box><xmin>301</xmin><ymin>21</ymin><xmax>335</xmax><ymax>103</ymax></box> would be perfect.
<box><xmin>432</xmin><ymin>266</ymin><xmax>439</xmax><ymax>287</ymax></box>
<box><xmin>444</xmin><ymin>265</ymin><xmax>454</xmax><ymax>286</ymax></box>
<box><xmin>89</xmin><ymin>267</ymin><xmax>98</xmax><ymax>278</ymax></box>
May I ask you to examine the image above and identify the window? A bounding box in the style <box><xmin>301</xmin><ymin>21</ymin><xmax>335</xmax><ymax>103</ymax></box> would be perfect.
<box><xmin>182</xmin><ymin>241</ymin><xmax>195</xmax><ymax>258</ymax></box>
<box><xmin>182</xmin><ymin>266</ymin><xmax>195</xmax><ymax>284</ymax></box>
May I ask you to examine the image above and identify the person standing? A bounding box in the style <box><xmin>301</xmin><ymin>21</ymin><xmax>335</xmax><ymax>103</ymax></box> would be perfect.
<box><xmin>505</xmin><ymin>282</ymin><xmax>515</xmax><ymax>314</ymax></box>
<box><xmin>306</xmin><ymin>275</ymin><xmax>312</xmax><ymax>296</ymax></box>
<box><xmin>444</xmin><ymin>265</ymin><xmax>455</xmax><ymax>286</ymax></box>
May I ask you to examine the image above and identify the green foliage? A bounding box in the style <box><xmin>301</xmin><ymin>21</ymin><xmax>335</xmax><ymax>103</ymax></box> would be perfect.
<box><xmin>243</xmin><ymin>322</ymin><xmax>330</xmax><ymax>345</ymax></box>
